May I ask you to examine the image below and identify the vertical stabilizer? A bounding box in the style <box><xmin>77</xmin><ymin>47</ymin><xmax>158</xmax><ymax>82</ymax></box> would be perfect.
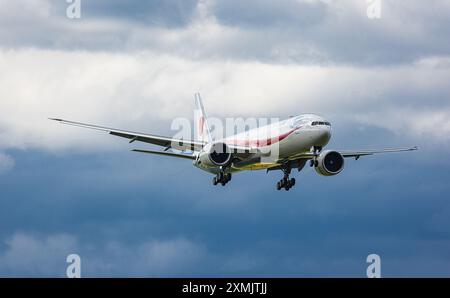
<box><xmin>194</xmin><ymin>93</ymin><xmax>212</xmax><ymax>143</ymax></box>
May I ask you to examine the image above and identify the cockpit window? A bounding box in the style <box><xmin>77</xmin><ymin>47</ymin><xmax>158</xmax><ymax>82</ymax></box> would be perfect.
<box><xmin>312</xmin><ymin>121</ymin><xmax>331</xmax><ymax>126</ymax></box>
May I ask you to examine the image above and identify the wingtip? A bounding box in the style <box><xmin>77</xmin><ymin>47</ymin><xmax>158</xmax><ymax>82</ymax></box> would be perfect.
<box><xmin>48</xmin><ymin>117</ymin><xmax>63</xmax><ymax>122</ymax></box>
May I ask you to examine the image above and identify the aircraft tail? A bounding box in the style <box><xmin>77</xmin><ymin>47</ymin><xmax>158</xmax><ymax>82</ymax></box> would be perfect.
<box><xmin>194</xmin><ymin>93</ymin><xmax>212</xmax><ymax>143</ymax></box>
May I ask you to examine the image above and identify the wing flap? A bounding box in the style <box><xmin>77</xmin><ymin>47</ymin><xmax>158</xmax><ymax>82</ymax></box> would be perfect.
<box><xmin>132</xmin><ymin>149</ymin><xmax>195</xmax><ymax>160</ymax></box>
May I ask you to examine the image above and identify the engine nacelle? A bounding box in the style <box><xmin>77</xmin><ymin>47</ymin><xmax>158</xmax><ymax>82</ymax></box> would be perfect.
<box><xmin>315</xmin><ymin>150</ymin><xmax>344</xmax><ymax>176</ymax></box>
<box><xmin>197</xmin><ymin>142</ymin><xmax>232</xmax><ymax>167</ymax></box>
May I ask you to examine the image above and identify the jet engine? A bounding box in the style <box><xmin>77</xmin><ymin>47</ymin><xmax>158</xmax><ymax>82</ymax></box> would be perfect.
<box><xmin>197</xmin><ymin>142</ymin><xmax>232</xmax><ymax>167</ymax></box>
<box><xmin>314</xmin><ymin>150</ymin><xmax>344</xmax><ymax>176</ymax></box>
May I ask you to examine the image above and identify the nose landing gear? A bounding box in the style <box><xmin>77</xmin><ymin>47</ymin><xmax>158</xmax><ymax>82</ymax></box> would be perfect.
<box><xmin>309</xmin><ymin>146</ymin><xmax>322</xmax><ymax>167</ymax></box>
<box><xmin>310</xmin><ymin>159</ymin><xmax>319</xmax><ymax>167</ymax></box>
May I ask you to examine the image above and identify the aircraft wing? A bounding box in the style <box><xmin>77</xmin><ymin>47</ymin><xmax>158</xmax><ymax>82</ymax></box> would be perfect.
<box><xmin>288</xmin><ymin>146</ymin><xmax>418</xmax><ymax>160</ymax></box>
<box><xmin>49</xmin><ymin>118</ymin><xmax>206</xmax><ymax>151</ymax></box>
<box><xmin>338</xmin><ymin>147</ymin><xmax>418</xmax><ymax>159</ymax></box>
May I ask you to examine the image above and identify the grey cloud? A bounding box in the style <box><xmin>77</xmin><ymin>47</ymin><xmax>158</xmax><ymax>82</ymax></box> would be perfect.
<box><xmin>0</xmin><ymin>232</ymin><xmax>208</xmax><ymax>277</ymax></box>
<box><xmin>86</xmin><ymin>238</ymin><xmax>207</xmax><ymax>277</ymax></box>
<box><xmin>1</xmin><ymin>1</ymin><xmax>450</xmax><ymax>65</ymax></box>
<box><xmin>0</xmin><ymin>233</ymin><xmax>78</xmax><ymax>277</ymax></box>
<box><xmin>0</xmin><ymin>0</ymin><xmax>198</xmax><ymax>49</ymax></box>
<box><xmin>1</xmin><ymin>49</ymin><xmax>450</xmax><ymax>153</ymax></box>
<box><xmin>8</xmin><ymin>0</ymin><xmax>199</xmax><ymax>27</ymax></box>
<box><xmin>81</xmin><ymin>0</ymin><xmax>199</xmax><ymax>27</ymax></box>
<box><xmin>210</xmin><ymin>0</ymin><xmax>327</xmax><ymax>28</ymax></box>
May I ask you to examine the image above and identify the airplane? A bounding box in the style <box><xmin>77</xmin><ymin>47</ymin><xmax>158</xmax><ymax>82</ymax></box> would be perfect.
<box><xmin>50</xmin><ymin>93</ymin><xmax>418</xmax><ymax>191</ymax></box>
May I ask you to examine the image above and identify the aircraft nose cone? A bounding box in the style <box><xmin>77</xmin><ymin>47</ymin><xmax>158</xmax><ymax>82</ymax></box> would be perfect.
<box><xmin>318</xmin><ymin>128</ymin><xmax>331</xmax><ymax>143</ymax></box>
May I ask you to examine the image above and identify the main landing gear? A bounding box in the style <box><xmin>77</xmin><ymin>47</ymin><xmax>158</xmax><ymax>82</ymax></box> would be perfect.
<box><xmin>212</xmin><ymin>168</ymin><xmax>232</xmax><ymax>186</ymax></box>
<box><xmin>276</xmin><ymin>166</ymin><xmax>296</xmax><ymax>191</ymax></box>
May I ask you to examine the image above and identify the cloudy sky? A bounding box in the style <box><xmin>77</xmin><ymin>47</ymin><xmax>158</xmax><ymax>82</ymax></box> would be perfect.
<box><xmin>0</xmin><ymin>0</ymin><xmax>450</xmax><ymax>277</ymax></box>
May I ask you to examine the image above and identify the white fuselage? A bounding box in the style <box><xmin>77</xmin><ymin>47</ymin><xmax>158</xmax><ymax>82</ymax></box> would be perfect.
<box><xmin>194</xmin><ymin>114</ymin><xmax>332</xmax><ymax>173</ymax></box>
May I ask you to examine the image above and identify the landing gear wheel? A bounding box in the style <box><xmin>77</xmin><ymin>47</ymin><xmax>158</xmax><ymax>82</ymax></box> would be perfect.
<box><xmin>290</xmin><ymin>178</ymin><xmax>296</xmax><ymax>186</ymax></box>
<box><xmin>226</xmin><ymin>173</ymin><xmax>232</xmax><ymax>182</ymax></box>
<box><xmin>276</xmin><ymin>177</ymin><xmax>296</xmax><ymax>191</ymax></box>
<box><xmin>276</xmin><ymin>165</ymin><xmax>297</xmax><ymax>191</ymax></box>
<box><xmin>276</xmin><ymin>181</ymin><xmax>282</xmax><ymax>190</ymax></box>
<box><xmin>213</xmin><ymin>170</ymin><xmax>231</xmax><ymax>186</ymax></box>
